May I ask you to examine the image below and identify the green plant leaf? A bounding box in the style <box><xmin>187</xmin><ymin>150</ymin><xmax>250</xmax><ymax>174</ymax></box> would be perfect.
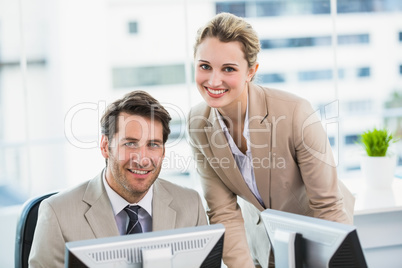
<box><xmin>358</xmin><ymin>128</ymin><xmax>395</xmax><ymax>157</ymax></box>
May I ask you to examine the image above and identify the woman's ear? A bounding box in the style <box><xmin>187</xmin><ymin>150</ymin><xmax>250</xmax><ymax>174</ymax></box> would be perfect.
<box><xmin>100</xmin><ymin>135</ymin><xmax>109</xmax><ymax>159</ymax></box>
<box><xmin>247</xmin><ymin>63</ymin><xmax>259</xmax><ymax>82</ymax></box>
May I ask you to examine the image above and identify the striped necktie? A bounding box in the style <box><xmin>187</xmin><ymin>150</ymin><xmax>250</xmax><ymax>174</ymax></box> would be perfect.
<box><xmin>124</xmin><ymin>205</ymin><xmax>143</xmax><ymax>234</ymax></box>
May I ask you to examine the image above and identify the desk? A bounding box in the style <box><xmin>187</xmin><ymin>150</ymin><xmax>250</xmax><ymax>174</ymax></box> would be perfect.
<box><xmin>342</xmin><ymin>176</ymin><xmax>402</xmax><ymax>268</ymax></box>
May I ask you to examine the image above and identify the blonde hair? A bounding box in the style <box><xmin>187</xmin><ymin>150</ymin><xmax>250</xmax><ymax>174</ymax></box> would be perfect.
<box><xmin>194</xmin><ymin>12</ymin><xmax>260</xmax><ymax>68</ymax></box>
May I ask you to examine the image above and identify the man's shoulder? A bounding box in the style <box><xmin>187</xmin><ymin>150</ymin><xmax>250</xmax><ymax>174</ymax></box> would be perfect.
<box><xmin>44</xmin><ymin>180</ymin><xmax>90</xmax><ymax>207</ymax></box>
<box><xmin>44</xmin><ymin>173</ymin><xmax>102</xmax><ymax>208</ymax></box>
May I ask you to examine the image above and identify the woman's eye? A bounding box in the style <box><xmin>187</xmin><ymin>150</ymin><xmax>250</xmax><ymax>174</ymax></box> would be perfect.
<box><xmin>200</xmin><ymin>64</ymin><xmax>211</xmax><ymax>70</ymax></box>
<box><xmin>224</xmin><ymin>67</ymin><xmax>235</xmax><ymax>72</ymax></box>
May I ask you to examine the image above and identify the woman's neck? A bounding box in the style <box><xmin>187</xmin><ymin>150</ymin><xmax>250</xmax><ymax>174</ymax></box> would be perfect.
<box><xmin>217</xmin><ymin>83</ymin><xmax>249</xmax><ymax>126</ymax></box>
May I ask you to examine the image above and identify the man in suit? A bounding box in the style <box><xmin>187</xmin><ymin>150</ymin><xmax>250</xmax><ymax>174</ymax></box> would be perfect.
<box><xmin>29</xmin><ymin>90</ymin><xmax>208</xmax><ymax>268</ymax></box>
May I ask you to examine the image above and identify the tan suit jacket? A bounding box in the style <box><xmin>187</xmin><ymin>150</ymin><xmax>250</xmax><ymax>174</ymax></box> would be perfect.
<box><xmin>187</xmin><ymin>83</ymin><xmax>355</xmax><ymax>268</ymax></box>
<box><xmin>28</xmin><ymin>171</ymin><xmax>208</xmax><ymax>268</ymax></box>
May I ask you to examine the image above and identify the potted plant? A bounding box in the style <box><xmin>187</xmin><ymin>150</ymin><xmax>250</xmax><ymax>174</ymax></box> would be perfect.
<box><xmin>358</xmin><ymin>127</ymin><xmax>397</xmax><ymax>189</ymax></box>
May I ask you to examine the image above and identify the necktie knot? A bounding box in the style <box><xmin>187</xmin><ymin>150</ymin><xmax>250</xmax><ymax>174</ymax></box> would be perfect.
<box><xmin>124</xmin><ymin>205</ymin><xmax>143</xmax><ymax>234</ymax></box>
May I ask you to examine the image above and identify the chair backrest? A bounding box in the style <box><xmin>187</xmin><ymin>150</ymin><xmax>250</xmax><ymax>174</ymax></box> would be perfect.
<box><xmin>14</xmin><ymin>192</ymin><xmax>57</xmax><ymax>268</ymax></box>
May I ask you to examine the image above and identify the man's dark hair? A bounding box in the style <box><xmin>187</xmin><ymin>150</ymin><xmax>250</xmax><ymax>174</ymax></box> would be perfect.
<box><xmin>100</xmin><ymin>90</ymin><xmax>171</xmax><ymax>144</ymax></box>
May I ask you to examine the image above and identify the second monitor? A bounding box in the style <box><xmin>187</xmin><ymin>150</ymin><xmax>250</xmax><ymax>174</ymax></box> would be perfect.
<box><xmin>261</xmin><ymin>209</ymin><xmax>368</xmax><ymax>268</ymax></box>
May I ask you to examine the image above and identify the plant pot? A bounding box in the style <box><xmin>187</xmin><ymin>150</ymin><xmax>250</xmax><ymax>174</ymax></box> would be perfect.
<box><xmin>360</xmin><ymin>155</ymin><xmax>397</xmax><ymax>190</ymax></box>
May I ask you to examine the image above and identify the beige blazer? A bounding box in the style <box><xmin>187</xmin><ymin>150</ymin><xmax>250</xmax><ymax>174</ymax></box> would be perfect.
<box><xmin>187</xmin><ymin>83</ymin><xmax>355</xmax><ymax>268</ymax></box>
<box><xmin>28</xmin><ymin>171</ymin><xmax>208</xmax><ymax>268</ymax></box>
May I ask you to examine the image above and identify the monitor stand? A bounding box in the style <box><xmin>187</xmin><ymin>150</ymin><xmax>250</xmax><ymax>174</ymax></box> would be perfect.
<box><xmin>142</xmin><ymin>246</ymin><xmax>173</xmax><ymax>268</ymax></box>
<box><xmin>273</xmin><ymin>230</ymin><xmax>302</xmax><ymax>268</ymax></box>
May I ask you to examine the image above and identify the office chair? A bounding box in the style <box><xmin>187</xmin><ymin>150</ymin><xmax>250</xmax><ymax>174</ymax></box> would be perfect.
<box><xmin>14</xmin><ymin>192</ymin><xmax>58</xmax><ymax>268</ymax></box>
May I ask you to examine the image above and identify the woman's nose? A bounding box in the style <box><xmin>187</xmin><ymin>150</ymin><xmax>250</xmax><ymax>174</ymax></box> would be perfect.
<box><xmin>208</xmin><ymin>71</ymin><xmax>222</xmax><ymax>87</ymax></box>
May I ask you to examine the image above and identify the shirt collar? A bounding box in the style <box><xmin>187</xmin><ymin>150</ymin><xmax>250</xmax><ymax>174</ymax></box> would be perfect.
<box><xmin>102</xmin><ymin>169</ymin><xmax>153</xmax><ymax>217</ymax></box>
<box><xmin>243</xmin><ymin>99</ymin><xmax>250</xmax><ymax>140</ymax></box>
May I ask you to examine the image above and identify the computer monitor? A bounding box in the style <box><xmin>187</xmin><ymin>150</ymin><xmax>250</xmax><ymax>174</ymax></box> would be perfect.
<box><xmin>65</xmin><ymin>224</ymin><xmax>225</xmax><ymax>268</ymax></box>
<box><xmin>261</xmin><ymin>209</ymin><xmax>368</xmax><ymax>268</ymax></box>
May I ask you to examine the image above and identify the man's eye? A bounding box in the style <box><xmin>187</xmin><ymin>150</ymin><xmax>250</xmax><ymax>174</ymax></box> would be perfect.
<box><xmin>125</xmin><ymin>142</ymin><xmax>138</xmax><ymax>148</ymax></box>
<box><xmin>149</xmin><ymin>143</ymin><xmax>160</xmax><ymax>148</ymax></box>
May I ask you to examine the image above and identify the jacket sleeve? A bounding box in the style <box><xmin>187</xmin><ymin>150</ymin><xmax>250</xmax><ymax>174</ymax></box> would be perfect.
<box><xmin>191</xmin><ymin>144</ymin><xmax>255</xmax><ymax>268</ymax></box>
<box><xmin>28</xmin><ymin>199</ymin><xmax>65</xmax><ymax>268</ymax></box>
<box><xmin>195</xmin><ymin>191</ymin><xmax>209</xmax><ymax>226</ymax></box>
<box><xmin>292</xmin><ymin>99</ymin><xmax>355</xmax><ymax>224</ymax></box>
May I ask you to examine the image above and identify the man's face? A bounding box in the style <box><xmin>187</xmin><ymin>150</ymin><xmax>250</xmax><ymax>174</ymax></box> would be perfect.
<box><xmin>101</xmin><ymin>112</ymin><xmax>165</xmax><ymax>203</ymax></box>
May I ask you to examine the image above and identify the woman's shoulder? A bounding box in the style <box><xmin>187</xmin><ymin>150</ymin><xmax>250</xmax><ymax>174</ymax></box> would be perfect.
<box><xmin>189</xmin><ymin>101</ymin><xmax>211</xmax><ymax>116</ymax></box>
<box><xmin>252</xmin><ymin>83</ymin><xmax>308</xmax><ymax>104</ymax></box>
<box><xmin>187</xmin><ymin>101</ymin><xmax>212</xmax><ymax>128</ymax></box>
<box><xmin>250</xmin><ymin>84</ymin><xmax>314</xmax><ymax>117</ymax></box>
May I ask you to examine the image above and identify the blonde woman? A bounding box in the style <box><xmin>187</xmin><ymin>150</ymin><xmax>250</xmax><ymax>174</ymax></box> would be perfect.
<box><xmin>187</xmin><ymin>13</ymin><xmax>354</xmax><ymax>268</ymax></box>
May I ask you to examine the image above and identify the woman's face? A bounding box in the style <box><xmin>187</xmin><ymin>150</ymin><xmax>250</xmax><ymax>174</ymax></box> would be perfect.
<box><xmin>194</xmin><ymin>37</ymin><xmax>258</xmax><ymax>111</ymax></box>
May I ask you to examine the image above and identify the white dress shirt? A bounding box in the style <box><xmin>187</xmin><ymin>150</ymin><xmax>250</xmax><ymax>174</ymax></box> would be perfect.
<box><xmin>102</xmin><ymin>170</ymin><xmax>153</xmax><ymax>235</ymax></box>
<box><xmin>216</xmin><ymin>100</ymin><xmax>265</xmax><ymax>207</ymax></box>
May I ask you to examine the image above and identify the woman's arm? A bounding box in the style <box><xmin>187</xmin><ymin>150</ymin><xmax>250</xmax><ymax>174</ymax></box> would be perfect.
<box><xmin>192</xmin><ymin>145</ymin><xmax>256</xmax><ymax>267</ymax></box>
<box><xmin>292</xmin><ymin>100</ymin><xmax>354</xmax><ymax>224</ymax></box>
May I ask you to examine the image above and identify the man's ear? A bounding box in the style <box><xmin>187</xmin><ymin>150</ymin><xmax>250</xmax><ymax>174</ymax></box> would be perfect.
<box><xmin>100</xmin><ymin>135</ymin><xmax>109</xmax><ymax>159</ymax></box>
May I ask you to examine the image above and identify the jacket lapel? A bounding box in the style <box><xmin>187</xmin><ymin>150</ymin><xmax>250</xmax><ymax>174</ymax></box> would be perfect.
<box><xmin>204</xmin><ymin>104</ymin><xmax>265</xmax><ymax>209</ymax></box>
<box><xmin>83</xmin><ymin>171</ymin><xmax>120</xmax><ymax>238</ymax></box>
<box><xmin>248</xmin><ymin>84</ymin><xmax>272</xmax><ymax>209</ymax></box>
<box><xmin>204</xmin><ymin>109</ymin><xmax>249</xmax><ymax>193</ymax></box>
<box><xmin>152</xmin><ymin>180</ymin><xmax>176</xmax><ymax>231</ymax></box>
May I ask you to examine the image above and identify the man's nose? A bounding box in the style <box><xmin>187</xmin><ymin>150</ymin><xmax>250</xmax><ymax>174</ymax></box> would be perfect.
<box><xmin>130</xmin><ymin>147</ymin><xmax>151</xmax><ymax>167</ymax></box>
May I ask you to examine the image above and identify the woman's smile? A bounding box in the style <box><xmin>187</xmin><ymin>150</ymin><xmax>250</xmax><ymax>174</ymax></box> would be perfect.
<box><xmin>205</xmin><ymin>86</ymin><xmax>229</xmax><ymax>97</ymax></box>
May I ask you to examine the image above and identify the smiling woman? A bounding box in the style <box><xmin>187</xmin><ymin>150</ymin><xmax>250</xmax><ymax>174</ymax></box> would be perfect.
<box><xmin>188</xmin><ymin>12</ymin><xmax>355</xmax><ymax>268</ymax></box>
